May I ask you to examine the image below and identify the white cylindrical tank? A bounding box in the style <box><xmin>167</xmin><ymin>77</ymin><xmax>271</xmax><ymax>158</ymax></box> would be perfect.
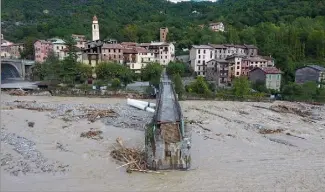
<box><xmin>127</xmin><ymin>98</ymin><xmax>155</xmax><ymax>113</ymax></box>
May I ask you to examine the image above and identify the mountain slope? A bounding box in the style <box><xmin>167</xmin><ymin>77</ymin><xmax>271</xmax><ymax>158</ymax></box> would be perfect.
<box><xmin>2</xmin><ymin>0</ymin><xmax>324</xmax><ymax>42</ymax></box>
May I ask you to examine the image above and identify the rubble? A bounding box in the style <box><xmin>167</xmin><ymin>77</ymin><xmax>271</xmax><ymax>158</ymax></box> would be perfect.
<box><xmin>8</xmin><ymin>89</ymin><xmax>28</xmax><ymax>96</ymax></box>
<box><xmin>2</xmin><ymin>100</ymin><xmax>152</xmax><ymax>130</ymax></box>
<box><xmin>80</xmin><ymin>129</ymin><xmax>103</xmax><ymax>140</ymax></box>
<box><xmin>0</xmin><ymin>131</ymin><xmax>68</xmax><ymax>176</ymax></box>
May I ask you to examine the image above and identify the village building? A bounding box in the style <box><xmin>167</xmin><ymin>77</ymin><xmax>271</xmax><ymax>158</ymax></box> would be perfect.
<box><xmin>139</xmin><ymin>42</ymin><xmax>175</xmax><ymax>66</ymax></box>
<box><xmin>189</xmin><ymin>45</ymin><xmax>215</xmax><ymax>76</ymax></box>
<box><xmin>49</xmin><ymin>38</ymin><xmax>66</xmax><ymax>58</ymax></box>
<box><xmin>206</xmin><ymin>59</ymin><xmax>229</xmax><ymax>87</ymax></box>
<box><xmin>34</xmin><ymin>40</ymin><xmax>53</xmax><ymax>63</ymax></box>
<box><xmin>295</xmin><ymin>65</ymin><xmax>325</xmax><ymax>87</ymax></box>
<box><xmin>208</xmin><ymin>22</ymin><xmax>225</xmax><ymax>32</ymax></box>
<box><xmin>249</xmin><ymin>67</ymin><xmax>282</xmax><ymax>91</ymax></box>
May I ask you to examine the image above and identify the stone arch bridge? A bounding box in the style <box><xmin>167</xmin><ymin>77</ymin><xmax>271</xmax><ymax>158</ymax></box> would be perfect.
<box><xmin>1</xmin><ymin>59</ymin><xmax>35</xmax><ymax>81</ymax></box>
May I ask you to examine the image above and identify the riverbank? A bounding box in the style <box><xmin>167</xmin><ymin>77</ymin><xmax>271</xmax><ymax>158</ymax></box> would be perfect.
<box><xmin>1</xmin><ymin>93</ymin><xmax>325</xmax><ymax>191</ymax></box>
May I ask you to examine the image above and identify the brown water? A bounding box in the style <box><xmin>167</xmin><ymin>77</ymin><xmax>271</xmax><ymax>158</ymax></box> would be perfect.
<box><xmin>1</xmin><ymin>95</ymin><xmax>325</xmax><ymax>191</ymax></box>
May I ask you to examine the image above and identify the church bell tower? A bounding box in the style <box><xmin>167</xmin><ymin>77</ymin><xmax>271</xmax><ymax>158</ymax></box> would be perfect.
<box><xmin>92</xmin><ymin>15</ymin><xmax>100</xmax><ymax>41</ymax></box>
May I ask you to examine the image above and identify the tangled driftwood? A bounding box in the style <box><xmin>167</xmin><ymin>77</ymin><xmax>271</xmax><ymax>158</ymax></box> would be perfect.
<box><xmin>110</xmin><ymin>137</ymin><xmax>162</xmax><ymax>174</ymax></box>
<box><xmin>85</xmin><ymin>109</ymin><xmax>117</xmax><ymax>122</ymax></box>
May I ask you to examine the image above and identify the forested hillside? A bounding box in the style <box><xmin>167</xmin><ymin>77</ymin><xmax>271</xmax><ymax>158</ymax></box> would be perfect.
<box><xmin>2</xmin><ymin>0</ymin><xmax>325</xmax><ymax>81</ymax></box>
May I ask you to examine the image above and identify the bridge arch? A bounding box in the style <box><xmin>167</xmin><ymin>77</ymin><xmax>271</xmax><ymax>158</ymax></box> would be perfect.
<box><xmin>1</xmin><ymin>63</ymin><xmax>21</xmax><ymax>81</ymax></box>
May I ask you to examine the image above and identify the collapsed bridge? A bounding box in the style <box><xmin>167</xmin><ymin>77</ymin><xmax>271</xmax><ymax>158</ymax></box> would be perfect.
<box><xmin>145</xmin><ymin>73</ymin><xmax>191</xmax><ymax>170</ymax></box>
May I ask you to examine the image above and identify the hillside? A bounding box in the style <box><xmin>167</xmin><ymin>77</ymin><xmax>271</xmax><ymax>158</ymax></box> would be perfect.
<box><xmin>2</xmin><ymin>0</ymin><xmax>325</xmax><ymax>81</ymax></box>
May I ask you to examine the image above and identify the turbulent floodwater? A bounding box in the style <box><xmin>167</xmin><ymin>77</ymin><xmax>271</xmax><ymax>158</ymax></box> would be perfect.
<box><xmin>1</xmin><ymin>94</ymin><xmax>325</xmax><ymax>191</ymax></box>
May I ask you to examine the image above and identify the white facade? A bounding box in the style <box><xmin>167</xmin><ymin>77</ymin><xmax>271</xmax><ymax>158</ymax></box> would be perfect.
<box><xmin>209</xmin><ymin>22</ymin><xmax>225</xmax><ymax>32</ymax></box>
<box><xmin>92</xmin><ymin>15</ymin><xmax>100</xmax><ymax>41</ymax></box>
<box><xmin>128</xmin><ymin>51</ymin><xmax>156</xmax><ymax>73</ymax></box>
<box><xmin>59</xmin><ymin>50</ymin><xmax>83</xmax><ymax>62</ymax></box>
<box><xmin>50</xmin><ymin>38</ymin><xmax>66</xmax><ymax>58</ymax></box>
<box><xmin>190</xmin><ymin>45</ymin><xmax>215</xmax><ymax>76</ymax></box>
<box><xmin>140</xmin><ymin>42</ymin><xmax>175</xmax><ymax>66</ymax></box>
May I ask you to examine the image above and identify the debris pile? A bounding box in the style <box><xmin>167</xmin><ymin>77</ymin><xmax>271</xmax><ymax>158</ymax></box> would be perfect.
<box><xmin>110</xmin><ymin>137</ymin><xmax>148</xmax><ymax>173</ymax></box>
<box><xmin>86</xmin><ymin>109</ymin><xmax>117</xmax><ymax>122</ymax></box>
<box><xmin>270</xmin><ymin>104</ymin><xmax>311</xmax><ymax>117</ymax></box>
<box><xmin>259</xmin><ymin>128</ymin><xmax>284</xmax><ymax>134</ymax></box>
<box><xmin>8</xmin><ymin>89</ymin><xmax>27</xmax><ymax>96</ymax></box>
<box><xmin>80</xmin><ymin>129</ymin><xmax>103</xmax><ymax>140</ymax></box>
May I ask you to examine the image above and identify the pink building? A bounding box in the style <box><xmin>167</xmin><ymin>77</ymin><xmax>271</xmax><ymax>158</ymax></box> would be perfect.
<box><xmin>34</xmin><ymin>40</ymin><xmax>53</xmax><ymax>63</ymax></box>
<box><xmin>241</xmin><ymin>59</ymin><xmax>250</xmax><ymax>76</ymax></box>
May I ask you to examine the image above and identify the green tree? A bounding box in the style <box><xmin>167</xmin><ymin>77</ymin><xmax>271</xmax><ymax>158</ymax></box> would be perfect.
<box><xmin>76</xmin><ymin>64</ymin><xmax>93</xmax><ymax>83</ymax></box>
<box><xmin>188</xmin><ymin>76</ymin><xmax>212</xmax><ymax>97</ymax></box>
<box><xmin>111</xmin><ymin>78</ymin><xmax>121</xmax><ymax>90</ymax></box>
<box><xmin>141</xmin><ymin>62</ymin><xmax>163</xmax><ymax>88</ymax></box>
<box><xmin>232</xmin><ymin>76</ymin><xmax>251</xmax><ymax>99</ymax></box>
<box><xmin>166</xmin><ymin>62</ymin><xmax>186</xmax><ymax>77</ymax></box>
<box><xmin>172</xmin><ymin>73</ymin><xmax>185</xmax><ymax>100</ymax></box>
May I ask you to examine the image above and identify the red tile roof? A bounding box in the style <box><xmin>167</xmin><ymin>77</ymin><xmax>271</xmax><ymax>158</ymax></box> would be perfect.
<box><xmin>102</xmin><ymin>43</ymin><xmax>124</xmax><ymax>49</ymax></box>
<box><xmin>259</xmin><ymin>67</ymin><xmax>281</xmax><ymax>74</ymax></box>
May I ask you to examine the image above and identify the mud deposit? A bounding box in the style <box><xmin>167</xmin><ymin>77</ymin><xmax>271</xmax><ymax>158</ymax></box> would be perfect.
<box><xmin>1</xmin><ymin>94</ymin><xmax>325</xmax><ymax>191</ymax></box>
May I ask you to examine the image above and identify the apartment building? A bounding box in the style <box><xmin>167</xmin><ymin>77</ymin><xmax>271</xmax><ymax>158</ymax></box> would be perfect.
<box><xmin>139</xmin><ymin>42</ymin><xmax>175</xmax><ymax>66</ymax></box>
<box><xmin>34</xmin><ymin>40</ymin><xmax>53</xmax><ymax>63</ymax></box>
<box><xmin>189</xmin><ymin>45</ymin><xmax>215</xmax><ymax>76</ymax></box>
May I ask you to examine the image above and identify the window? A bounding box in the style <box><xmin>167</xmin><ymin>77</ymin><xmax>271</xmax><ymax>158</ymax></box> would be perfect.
<box><xmin>199</xmin><ymin>55</ymin><xmax>201</xmax><ymax>59</ymax></box>
<box><xmin>203</xmin><ymin>50</ymin><xmax>206</xmax><ymax>54</ymax></box>
<box><xmin>237</xmin><ymin>66</ymin><xmax>240</xmax><ymax>69</ymax></box>
<box><xmin>165</xmin><ymin>56</ymin><xmax>167</xmax><ymax>59</ymax></box>
<box><xmin>237</xmin><ymin>62</ymin><xmax>240</xmax><ymax>65</ymax></box>
<box><xmin>236</xmin><ymin>72</ymin><xmax>239</xmax><ymax>75</ymax></box>
<box><xmin>94</xmin><ymin>25</ymin><xmax>96</xmax><ymax>29</ymax></box>
<box><xmin>198</xmin><ymin>50</ymin><xmax>200</xmax><ymax>54</ymax></box>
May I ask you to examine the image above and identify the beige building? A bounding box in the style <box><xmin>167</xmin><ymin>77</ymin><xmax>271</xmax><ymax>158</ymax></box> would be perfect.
<box><xmin>101</xmin><ymin>43</ymin><xmax>124</xmax><ymax>64</ymax></box>
<box><xmin>139</xmin><ymin>42</ymin><xmax>175</xmax><ymax>66</ymax></box>
<box><xmin>72</xmin><ymin>34</ymin><xmax>86</xmax><ymax>49</ymax></box>
<box><xmin>123</xmin><ymin>47</ymin><xmax>155</xmax><ymax>73</ymax></box>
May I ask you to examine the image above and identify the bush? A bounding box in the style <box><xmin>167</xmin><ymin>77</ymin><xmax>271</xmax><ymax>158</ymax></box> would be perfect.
<box><xmin>111</xmin><ymin>78</ymin><xmax>121</xmax><ymax>90</ymax></box>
